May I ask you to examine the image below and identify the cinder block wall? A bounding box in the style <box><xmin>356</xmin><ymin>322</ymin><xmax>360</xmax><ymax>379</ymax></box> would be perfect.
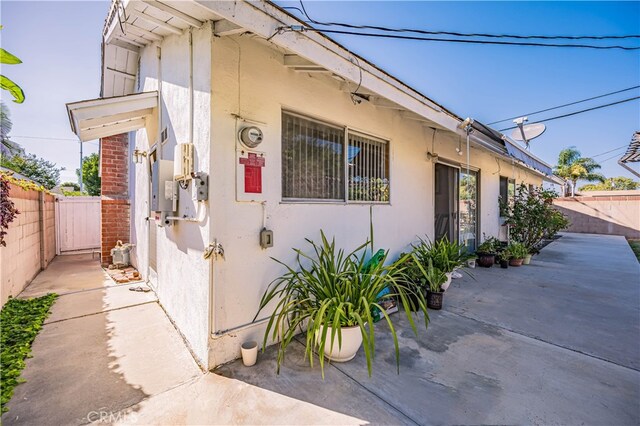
<box><xmin>553</xmin><ymin>191</ymin><xmax>640</xmax><ymax>239</ymax></box>
<box><xmin>0</xmin><ymin>183</ymin><xmax>56</xmax><ymax>307</ymax></box>
<box><xmin>100</xmin><ymin>133</ymin><xmax>130</xmax><ymax>265</ymax></box>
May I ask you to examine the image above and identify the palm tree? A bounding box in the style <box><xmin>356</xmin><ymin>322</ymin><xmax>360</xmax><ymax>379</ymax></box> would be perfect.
<box><xmin>554</xmin><ymin>147</ymin><xmax>605</xmax><ymax>196</ymax></box>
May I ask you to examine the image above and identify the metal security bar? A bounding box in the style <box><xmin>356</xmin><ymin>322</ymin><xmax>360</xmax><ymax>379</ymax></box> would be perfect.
<box><xmin>347</xmin><ymin>132</ymin><xmax>390</xmax><ymax>202</ymax></box>
<box><xmin>282</xmin><ymin>112</ymin><xmax>345</xmax><ymax>200</ymax></box>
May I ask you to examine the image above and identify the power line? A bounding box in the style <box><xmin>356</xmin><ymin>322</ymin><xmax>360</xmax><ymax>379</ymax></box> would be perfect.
<box><xmin>296</xmin><ymin>1</ymin><xmax>640</xmax><ymax>41</ymax></box>
<box><xmin>589</xmin><ymin>144</ymin><xmax>628</xmax><ymax>159</ymax></box>
<box><xmin>11</xmin><ymin>135</ymin><xmax>99</xmax><ymax>146</ymax></box>
<box><xmin>12</xmin><ymin>135</ymin><xmax>78</xmax><ymax>141</ymax></box>
<box><xmin>287</xmin><ymin>27</ymin><xmax>640</xmax><ymax>51</ymax></box>
<box><xmin>599</xmin><ymin>152</ymin><xmax>626</xmax><ymax>164</ymax></box>
<box><xmin>487</xmin><ymin>85</ymin><xmax>640</xmax><ymax>125</ymax></box>
<box><xmin>499</xmin><ymin>96</ymin><xmax>640</xmax><ymax>131</ymax></box>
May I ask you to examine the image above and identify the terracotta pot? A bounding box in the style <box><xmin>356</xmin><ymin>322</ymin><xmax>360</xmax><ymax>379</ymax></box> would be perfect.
<box><xmin>319</xmin><ymin>325</ymin><xmax>363</xmax><ymax>362</ymax></box>
<box><xmin>509</xmin><ymin>258</ymin><xmax>524</xmax><ymax>267</ymax></box>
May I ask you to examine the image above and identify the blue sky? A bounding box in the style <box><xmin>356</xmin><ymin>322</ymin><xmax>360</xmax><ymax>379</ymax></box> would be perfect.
<box><xmin>2</xmin><ymin>1</ymin><xmax>639</xmax><ymax>184</ymax></box>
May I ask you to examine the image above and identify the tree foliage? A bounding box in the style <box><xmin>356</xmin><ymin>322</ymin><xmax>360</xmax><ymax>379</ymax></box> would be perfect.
<box><xmin>0</xmin><ymin>26</ymin><xmax>25</xmax><ymax>104</ymax></box>
<box><xmin>579</xmin><ymin>177</ymin><xmax>639</xmax><ymax>191</ymax></box>
<box><xmin>76</xmin><ymin>153</ymin><xmax>100</xmax><ymax>196</ymax></box>
<box><xmin>554</xmin><ymin>147</ymin><xmax>605</xmax><ymax>196</ymax></box>
<box><xmin>1</xmin><ymin>152</ymin><xmax>62</xmax><ymax>190</ymax></box>
<box><xmin>502</xmin><ymin>184</ymin><xmax>570</xmax><ymax>252</ymax></box>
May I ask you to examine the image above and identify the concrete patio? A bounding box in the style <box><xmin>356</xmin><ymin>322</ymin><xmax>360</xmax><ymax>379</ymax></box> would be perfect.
<box><xmin>2</xmin><ymin>233</ymin><xmax>639</xmax><ymax>425</ymax></box>
<box><xmin>209</xmin><ymin>233</ymin><xmax>639</xmax><ymax>425</ymax></box>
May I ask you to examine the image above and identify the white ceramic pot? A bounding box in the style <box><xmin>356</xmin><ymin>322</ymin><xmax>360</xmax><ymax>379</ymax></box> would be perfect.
<box><xmin>441</xmin><ymin>272</ymin><xmax>452</xmax><ymax>291</ymax></box>
<box><xmin>320</xmin><ymin>325</ymin><xmax>363</xmax><ymax>362</ymax></box>
<box><xmin>241</xmin><ymin>341</ymin><xmax>258</xmax><ymax>367</ymax></box>
<box><xmin>523</xmin><ymin>254</ymin><xmax>532</xmax><ymax>265</ymax></box>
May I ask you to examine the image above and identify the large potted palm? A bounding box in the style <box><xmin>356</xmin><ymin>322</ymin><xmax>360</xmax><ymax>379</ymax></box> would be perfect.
<box><xmin>255</xmin><ymin>231</ymin><xmax>429</xmax><ymax>377</ymax></box>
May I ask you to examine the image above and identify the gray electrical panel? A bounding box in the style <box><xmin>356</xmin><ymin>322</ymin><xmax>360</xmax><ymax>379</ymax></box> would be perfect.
<box><xmin>151</xmin><ymin>160</ymin><xmax>176</xmax><ymax>212</ymax></box>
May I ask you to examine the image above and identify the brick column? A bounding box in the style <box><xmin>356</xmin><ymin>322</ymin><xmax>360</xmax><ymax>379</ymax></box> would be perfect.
<box><xmin>100</xmin><ymin>133</ymin><xmax>130</xmax><ymax>266</ymax></box>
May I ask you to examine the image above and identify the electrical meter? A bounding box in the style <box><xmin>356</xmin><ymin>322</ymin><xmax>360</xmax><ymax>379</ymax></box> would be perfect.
<box><xmin>239</xmin><ymin>126</ymin><xmax>263</xmax><ymax>149</ymax></box>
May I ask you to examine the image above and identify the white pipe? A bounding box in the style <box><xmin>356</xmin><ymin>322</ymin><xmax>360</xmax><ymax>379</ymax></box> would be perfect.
<box><xmin>166</xmin><ymin>201</ymin><xmax>207</xmax><ymax>223</ymax></box>
<box><xmin>189</xmin><ymin>28</ymin><xmax>194</xmax><ymax>144</ymax></box>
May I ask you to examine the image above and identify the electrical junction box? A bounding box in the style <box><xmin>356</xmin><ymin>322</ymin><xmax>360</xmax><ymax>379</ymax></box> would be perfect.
<box><xmin>151</xmin><ymin>159</ymin><xmax>177</xmax><ymax>212</ymax></box>
<box><xmin>193</xmin><ymin>173</ymin><xmax>208</xmax><ymax>201</ymax></box>
<box><xmin>174</xmin><ymin>143</ymin><xmax>194</xmax><ymax>181</ymax></box>
<box><xmin>260</xmin><ymin>228</ymin><xmax>273</xmax><ymax>249</ymax></box>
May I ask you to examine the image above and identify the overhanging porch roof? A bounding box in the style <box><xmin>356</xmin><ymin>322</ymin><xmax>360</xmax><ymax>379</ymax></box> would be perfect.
<box><xmin>66</xmin><ymin>91</ymin><xmax>157</xmax><ymax>142</ymax></box>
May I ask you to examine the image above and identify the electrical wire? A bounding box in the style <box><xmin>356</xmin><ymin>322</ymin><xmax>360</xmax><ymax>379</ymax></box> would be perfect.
<box><xmin>487</xmin><ymin>85</ymin><xmax>640</xmax><ymax>125</ymax></box>
<box><xmin>588</xmin><ymin>144</ymin><xmax>628</xmax><ymax>159</ymax></box>
<box><xmin>290</xmin><ymin>27</ymin><xmax>640</xmax><ymax>50</ymax></box>
<box><xmin>499</xmin><ymin>96</ymin><xmax>640</xmax><ymax>131</ymax></box>
<box><xmin>296</xmin><ymin>1</ymin><xmax>640</xmax><ymax>41</ymax></box>
<box><xmin>599</xmin><ymin>151</ymin><xmax>627</xmax><ymax>164</ymax></box>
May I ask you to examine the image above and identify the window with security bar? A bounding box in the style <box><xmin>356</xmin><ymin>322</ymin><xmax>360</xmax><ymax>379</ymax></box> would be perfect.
<box><xmin>347</xmin><ymin>132</ymin><xmax>389</xmax><ymax>202</ymax></box>
<box><xmin>282</xmin><ymin>112</ymin><xmax>345</xmax><ymax>200</ymax></box>
<box><xmin>282</xmin><ymin>112</ymin><xmax>390</xmax><ymax>203</ymax></box>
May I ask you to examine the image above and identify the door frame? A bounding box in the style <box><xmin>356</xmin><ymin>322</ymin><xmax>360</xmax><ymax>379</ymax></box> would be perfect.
<box><xmin>433</xmin><ymin>158</ymin><xmax>480</xmax><ymax>248</ymax></box>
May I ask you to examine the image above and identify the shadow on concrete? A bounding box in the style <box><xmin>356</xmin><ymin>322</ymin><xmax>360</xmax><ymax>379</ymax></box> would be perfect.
<box><xmin>2</xmin><ymin>255</ymin><xmax>200</xmax><ymax>425</ymax></box>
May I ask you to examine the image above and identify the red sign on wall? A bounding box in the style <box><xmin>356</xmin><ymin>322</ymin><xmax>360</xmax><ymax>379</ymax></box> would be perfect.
<box><xmin>239</xmin><ymin>153</ymin><xmax>265</xmax><ymax>194</ymax></box>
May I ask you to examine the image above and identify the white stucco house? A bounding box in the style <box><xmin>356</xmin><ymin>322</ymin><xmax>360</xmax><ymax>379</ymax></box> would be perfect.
<box><xmin>66</xmin><ymin>0</ymin><xmax>559</xmax><ymax>370</ymax></box>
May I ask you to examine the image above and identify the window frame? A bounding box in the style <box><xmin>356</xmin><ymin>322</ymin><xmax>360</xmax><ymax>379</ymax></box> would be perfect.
<box><xmin>280</xmin><ymin>110</ymin><xmax>391</xmax><ymax>205</ymax></box>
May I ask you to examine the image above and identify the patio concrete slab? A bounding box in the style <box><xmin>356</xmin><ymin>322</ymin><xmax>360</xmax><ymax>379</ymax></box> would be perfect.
<box><xmin>19</xmin><ymin>253</ymin><xmax>112</xmax><ymax>298</ymax></box>
<box><xmin>214</xmin><ymin>233</ymin><xmax>640</xmax><ymax>425</ymax></box>
<box><xmin>446</xmin><ymin>232</ymin><xmax>640</xmax><ymax>370</ymax></box>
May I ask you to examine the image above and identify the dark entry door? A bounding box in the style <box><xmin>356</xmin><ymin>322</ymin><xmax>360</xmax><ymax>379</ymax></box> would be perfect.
<box><xmin>434</xmin><ymin>163</ymin><xmax>459</xmax><ymax>243</ymax></box>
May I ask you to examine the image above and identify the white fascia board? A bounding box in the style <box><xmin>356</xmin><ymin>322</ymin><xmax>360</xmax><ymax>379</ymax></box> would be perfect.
<box><xmin>66</xmin><ymin>92</ymin><xmax>158</xmax><ymax>141</ymax></box>
<box><xmin>193</xmin><ymin>0</ymin><xmax>461</xmax><ymax>133</ymax></box>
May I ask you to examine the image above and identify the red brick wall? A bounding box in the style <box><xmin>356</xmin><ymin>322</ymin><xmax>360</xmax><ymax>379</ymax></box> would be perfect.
<box><xmin>100</xmin><ymin>133</ymin><xmax>130</xmax><ymax>265</ymax></box>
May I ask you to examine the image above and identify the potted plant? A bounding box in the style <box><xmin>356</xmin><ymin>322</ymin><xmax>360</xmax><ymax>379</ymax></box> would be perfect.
<box><xmin>476</xmin><ymin>236</ymin><xmax>500</xmax><ymax>268</ymax></box>
<box><xmin>499</xmin><ymin>248</ymin><xmax>509</xmax><ymax>268</ymax></box>
<box><xmin>506</xmin><ymin>241</ymin><xmax>528</xmax><ymax>266</ymax></box>
<box><xmin>413</xmin><ymin>258</ymin><xmax>448</xmax><ymax>310</ymax></box>
<box><xmin>411</xmin><ymin>237</ymin><xmax>474</xmax><ymax>291</ymax></box>
<box><xmin>255</xmin><ymin>231</ymin><xmax>430</xmax><ymax>377</ymax></box>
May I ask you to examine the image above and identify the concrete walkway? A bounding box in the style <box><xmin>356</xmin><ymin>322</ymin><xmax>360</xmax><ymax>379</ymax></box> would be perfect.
<box><xmin>3</xmin><ymin>234</ymin><xmax>639</xmax><ymax>425</ymax></box>
<box><xmin>1</xmin><ymin>254</ymin><xmax>201</xmax><ymax>425</ymax></box>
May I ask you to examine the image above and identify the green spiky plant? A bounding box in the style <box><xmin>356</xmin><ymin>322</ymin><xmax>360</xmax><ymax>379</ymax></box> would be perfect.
<box><xmin>255</xmin><ymin>231</ymin><xmax>429</xmax><ymax>378</ymax></box>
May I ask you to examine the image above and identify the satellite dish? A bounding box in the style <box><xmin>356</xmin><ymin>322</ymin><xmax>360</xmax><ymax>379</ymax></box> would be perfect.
<box><xmin>511</xmin><ymin>123</ymin><xmax>546</xmax><ymax>143</ymax></box>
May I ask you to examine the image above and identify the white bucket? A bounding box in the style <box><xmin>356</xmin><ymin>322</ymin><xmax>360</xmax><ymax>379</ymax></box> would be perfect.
<box><xmin>241</xmin><ymin>341</ymin><xmax>258</xmax><ymax>367</ymax></box>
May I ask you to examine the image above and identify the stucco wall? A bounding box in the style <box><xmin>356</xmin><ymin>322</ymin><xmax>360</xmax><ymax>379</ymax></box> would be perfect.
<box><xmin>1</xmin><ymin>183</ymin><xmax>56</xmax><ymax>307</ymax></box>
<box><xmin>131</xmin><ymin>24</ymin><xmax>212</xmax><ymax>368</ymax></box>
<box><xmin>207</xmin><ymin>35</ymin><xmax>543</xmax><ymax>366</ymax></box>
<box><xmin>554</xmin><ymin>191</ymin><xmax>640</xmax><ymax>238</ymax></box>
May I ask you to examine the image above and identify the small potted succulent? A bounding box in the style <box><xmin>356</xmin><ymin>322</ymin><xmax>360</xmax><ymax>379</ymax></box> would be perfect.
<box><xmin>414</xmin><ymin>257</ymin><xmax>448</xmax><ymax>310</ymax></box>
<box><xmin>506</xmin><ymin>241</ymin><xmax>528</xmax><ymax>267</ymax></box>
<box><xmin>476</xmin><ymin>236</ymin><xmax>500</xmax><ymax>268</ymax></box>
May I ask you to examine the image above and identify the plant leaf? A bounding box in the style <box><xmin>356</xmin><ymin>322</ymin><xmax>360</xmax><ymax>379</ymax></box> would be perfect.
<box><xmin>0</xmin><ymin>49</ymin><xmax>22</xmax><ymax>65</ymax></box>
<box><xmin>0</xmin><ymin>75</ymin><xmax>25</xmax><ymax>104</ymax></box>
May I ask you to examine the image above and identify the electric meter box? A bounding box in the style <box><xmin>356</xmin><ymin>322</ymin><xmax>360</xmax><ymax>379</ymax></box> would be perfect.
<box><xmin>151</xmin><ymin>160</ymin><xmax>177</xmax><ymax>212</ymax></box>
